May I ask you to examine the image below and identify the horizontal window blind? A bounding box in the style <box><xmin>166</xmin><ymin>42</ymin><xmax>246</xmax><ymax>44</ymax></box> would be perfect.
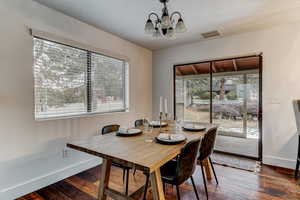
<box><xmin>33</xmin><ymin>37</ymin><xmax>128</xmax><ymax>119</ymax></box>
<box><xmin>91</xmin><ymin>53</ymin><xmax>126</xmax><ymax>113</ymax></box>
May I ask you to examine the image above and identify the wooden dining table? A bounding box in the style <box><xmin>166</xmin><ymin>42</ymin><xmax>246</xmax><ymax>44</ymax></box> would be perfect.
<box><xmin>67</xmin><ymin>121</ymin><xmax>216</xmax><ymax>200</ymax></box>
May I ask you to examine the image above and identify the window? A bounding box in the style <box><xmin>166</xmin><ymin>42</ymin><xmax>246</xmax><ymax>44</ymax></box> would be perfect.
<box><xmin>33</xmin><ymin>37</ymin><xmax>128</xmax><ymax>119</ymax></box>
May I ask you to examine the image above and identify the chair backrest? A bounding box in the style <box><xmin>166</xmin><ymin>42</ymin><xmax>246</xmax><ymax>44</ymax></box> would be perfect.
<box><xmin>134</xmin><ymin>119</ymin><xmax>149</xmax><ymax>127</ymax></box>
<box><xmin>101</xmin><ymin>124</ymin><xmax>120</xmax><ymax>135</ymax></box>
<box><xmin>134</xmin><ymin>119</ymin><xmax>144</xmax><ymax>127</ymax></box>
<box><xmin>174</xmin><ymin>139</ymin><xmax>201</xmax><ymax>185</ymax></box>
<box><xmin>198</xmin><ymin>127</ymin><xmax>218</xmax><ymax>161</ymax></box>
<box><xmin>293</xmin><ymin>100</ymin><xmax>300</xmax><ymax>134</ymax></box>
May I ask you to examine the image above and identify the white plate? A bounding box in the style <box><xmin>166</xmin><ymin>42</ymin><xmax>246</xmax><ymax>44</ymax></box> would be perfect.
<box><xmin>150</xmin><ymin>121</ymin><xmax>167</xmax><ymax>126</ymax></box>
<box><xmin>183</xmin><ymin>125</ymin><xmax>206</xmax><ymax>131</ymax></box>
<box><xmin>157</xmin><ymin>133</ymin><xmax>186</xmax><ymax>142</ymax></box>
<box><xmin>119</xmin><ymin>128</ymin><xmax>142</xmax><ymax>134</ymax></box>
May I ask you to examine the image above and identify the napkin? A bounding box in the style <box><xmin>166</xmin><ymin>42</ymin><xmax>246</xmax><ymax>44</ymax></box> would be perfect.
<box><xmin>118</xmin><ymin>128</ymin><xmax>129</xmax><ymax>134</ymax></box>
<box><xmin>157</xmin><ymin>133</ymin><xmax>186</xmax><ymax>141</ymax></box>
<box><xmin>150</xmin><ymin>121</ymin><xmax>167</xmax><ymax>126</ymax></box>
<box><xmin>157</xmin><ymin>133</ymin><xmax>170</xmax><ymax>140</ymax></box>
<box><xmin>119</xmin><ymin>128</ymin><xmax>141</xmax><ymax>134</ymax></box>
<box><xmin>184</xmin><ymin>124</ymin><xmax>204</xmax><ymax>129</ymax></box>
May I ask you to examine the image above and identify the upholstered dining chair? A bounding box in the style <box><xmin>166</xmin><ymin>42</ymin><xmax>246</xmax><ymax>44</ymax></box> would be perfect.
<box><xmin>197</xmin><ymin>127</ymin><xmax>218</xmax><ymax>200</ymax></box>
<box><xmin>101</xmin><ymin>124</ymin><xmax>132</xmax><ymax>196</ymax></box>
<box><xmin>101</xmin><ymin>124</ymin><xmax>120</xmax><ymax>135</ymax></box>
<box><xmin>132</xmin><ymin>119</ymin><xmax>147</xmax><ymax>176</ymax></box>
<box><xmin>293</xmin><ymin>100</ymin><xmax>300</xmax><ymax>178</ymax></box>
<box><xmin>134</xmin><ymin>119</ymin><xmax>144</xmax><ymax>127</ymax></box>
<box><xmin>143</xmin><ymin>139</ymin><xmax>201</xmax><ymax>200</ymax></box>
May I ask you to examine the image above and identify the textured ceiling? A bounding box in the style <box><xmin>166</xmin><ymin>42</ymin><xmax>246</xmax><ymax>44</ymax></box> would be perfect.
<box><xmin>34</xmin><ymin>0</ymin><xmax>300</xmax><ymax>50</ymax></box>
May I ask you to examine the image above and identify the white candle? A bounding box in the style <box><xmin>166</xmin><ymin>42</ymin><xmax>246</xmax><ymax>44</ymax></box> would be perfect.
<box><xmin>159</xmin><ymin>96</ymin><xmax>163</xmax><ymax>113</ymax></box>
<box><xmin>164</xmin><ymin>98</ymin><xmax>168</xmax><ymax>114</ymax></box>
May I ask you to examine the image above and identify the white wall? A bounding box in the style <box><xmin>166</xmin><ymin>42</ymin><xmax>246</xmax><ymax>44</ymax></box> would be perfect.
<box><xmin>0</xmin><ymin>0</ymin><xmax>152</xmax><ymax>199</ymax></box>
<box><xmin>153</xmin><ymin>22</ymin><xmax>300</xmax><ymax>169</ymax></box>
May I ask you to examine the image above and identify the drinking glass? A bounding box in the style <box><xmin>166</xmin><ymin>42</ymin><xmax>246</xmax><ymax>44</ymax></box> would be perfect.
<box><xmin>175</xmin><ymin>117</ymin><xmax>183</xmax><ymax>132</ymax></box>
<box><xmin>143</xmin><ymin>118</ymin><xmax>153</xmax><ymax>142</ymax></box>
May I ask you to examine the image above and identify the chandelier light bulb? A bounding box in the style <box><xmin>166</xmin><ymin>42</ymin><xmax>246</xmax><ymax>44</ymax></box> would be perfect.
<box><xmin>167</xmin><ymin>27</ymin><xmax>176</xmax><ymax>40</ymax></box>
<box><xmin>161</xmin><ymin>13</ymin><xmax>171</xmax><ymax>27</ymax></box>
<box><xmin>144</xmin><ymin>19</ymin><xmax>155</xmax><ymax>34</ymax></box>
<box><xmin>153</xmin><ymin>27</ymin><xmax>161</xmax><ymax>38</ymax></box>
<box><xmin>175</xmin><ymin>18</ymin><xmax>187</xmax><ymax>33</ymax></box>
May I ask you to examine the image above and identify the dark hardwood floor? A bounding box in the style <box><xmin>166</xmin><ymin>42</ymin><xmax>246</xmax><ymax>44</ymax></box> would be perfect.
<box><xmin>18</xmin><ymin>163</ymin><xmax>300</xmax><ymax>200</ymax></box>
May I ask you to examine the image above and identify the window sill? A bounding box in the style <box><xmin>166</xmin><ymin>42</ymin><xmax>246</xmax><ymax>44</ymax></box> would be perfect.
<box><xmin>35</xmin><ymin>109</ymin><xmax>129</xmax><ymax>121</ymax></box>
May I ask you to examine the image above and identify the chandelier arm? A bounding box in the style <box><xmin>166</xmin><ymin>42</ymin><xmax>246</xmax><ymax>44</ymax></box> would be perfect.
<box><xmin>170</xmin><ymin>11</ymin><xmax>182</xmax><ymax>20</ymax></box>
<box><xmin>148</xmin><ymin>12</ymin><xmax>160</xmax><ymax>21</ymax></box>
<box><xmin>162</xmin><ymin>3</ymin><xmax>169</xmax><ymax>15</ymax></box>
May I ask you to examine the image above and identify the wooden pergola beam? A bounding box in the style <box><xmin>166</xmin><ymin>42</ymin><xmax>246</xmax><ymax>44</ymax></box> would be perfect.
<box><xmin>233</xmin><ymin>59</ymin><xmax>238</xmax><ymax>71</ymax></box>
<box><xmin>191</xmin><ymin>65</ymin><xmax>198</xmax><ymax>74</ymax></box>
<box><xmin>211</xmin><ymin>62</ymin><xmax>216</xmax><ymax>73</ymax></box>
<box><xmin>176</xmin><ymin>67</ymin><xmax>183</xmax><ymax>76</ymax></box>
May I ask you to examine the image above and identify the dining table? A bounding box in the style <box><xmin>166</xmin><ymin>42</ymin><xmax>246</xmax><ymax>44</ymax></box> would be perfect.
<box><xmin>67</xmin><ymin>121</ymin><xmax>216</xmax><ymax>200</ymax></box>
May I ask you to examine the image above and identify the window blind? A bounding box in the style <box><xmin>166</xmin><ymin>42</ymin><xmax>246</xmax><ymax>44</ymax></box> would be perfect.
<box><xmin>90</xmin><ymin>53</ymin><xmax>126</xmax><ymax>113</ymax></box>
<box><xmin>33</xmin><ymin>37</ymin><xmax>128</xmax><ymax>119</ymax></box>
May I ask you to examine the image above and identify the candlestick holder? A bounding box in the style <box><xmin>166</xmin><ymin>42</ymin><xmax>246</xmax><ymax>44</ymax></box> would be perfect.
<box><xmin>164</xmin><ymin>113</ymin><xmax>168</xmax><ymax>131</ymax></box>
<box><xmin>159</xmin><ymin>112</ymin><xmax>163</xmax><ymax>133</ymax></box>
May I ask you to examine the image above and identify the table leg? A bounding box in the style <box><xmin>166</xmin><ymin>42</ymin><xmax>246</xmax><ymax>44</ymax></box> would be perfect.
<box><xmin>98</xmin><ymin>158</ymin><xmax>112</xmax><ymax>200</ymax></box>
<box><xmin>150</xmin><ymin>169</ymin><xmax>165</xmax><ymax>200</ymax></box>
<box><xmin>202</xmin><ymin>158</ymin><xmax>213</xmax><ymax>180</ymax></box>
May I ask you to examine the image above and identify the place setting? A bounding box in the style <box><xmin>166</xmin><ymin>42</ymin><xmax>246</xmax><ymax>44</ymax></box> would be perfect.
<box><xmin>155</xmin><ymin>132</ymin><xmax>187</xmax><ymax>145</ymax></box>
<box><xmin>150</xmin><ymin>97</ymin><xmax>169</xmax><ymax>128</ymax></box>
<box><xmin>116</xmin><ymin>127</ymin><xmax>143</xmax><ymax>137</ymax></box>
<box><xmin>182</xmin><ymin>122</ymin><xmax>206</xmax><ymax>132</ymax></box>
<box><xmin>149</xmin><ymin>120</ymin><xmax>168</xmax><ymax>128</ymax></box>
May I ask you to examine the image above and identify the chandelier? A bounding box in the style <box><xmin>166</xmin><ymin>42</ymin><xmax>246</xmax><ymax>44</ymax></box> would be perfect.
<box><xmin>144</xmin><ymin>0</ymin><xmax>187</xmax><ymax>40</ymax></box>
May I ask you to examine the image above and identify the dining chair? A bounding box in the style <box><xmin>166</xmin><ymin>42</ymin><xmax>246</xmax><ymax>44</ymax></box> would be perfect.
<box><xmin>132</xmin><ymin>119</ymin><xmax>146</xmax><ymax>176</ymax></box>
<box><xmin>101</xmin><ymin>124</ymin><xmax>131</xmax><ymax>195</ymax></box>
<box><xmin>197</xmin><ymin>127</ymin><xmax>218</xmax><ymax>200</ymax></box>
<box><xmin>143</xmin><ymin>139</ymin><xmax>202</xmax><ymax>200</ymax></box>
<box><xmin>101</xmin><ymin>124</ymin><xmax>120</xmax><ymax>135</ymax></box>
<box><xmin>135</xmin><ymin>119</ymin><xmax>144</xmax><ymax>127</ymax></box>
<box><xmin>293</xmin><ymin>100</ymin><xmax>300</xmax><ymax>178</ymax></box>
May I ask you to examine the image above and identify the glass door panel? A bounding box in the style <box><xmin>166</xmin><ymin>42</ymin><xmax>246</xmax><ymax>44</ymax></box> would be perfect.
<box><xmin>246</xmin><ymin>73</ymin><xmax>259</xmax><ymax>139</ymax></box>
<box><xmin>212</xmin><ymin>74</ymin><xmax>246</xmax><ymax>138</ymax></box>
<box><xmin>175</xmin><ymin>76</ymin><xmax>210</xmax><ymax>122</ymax></box>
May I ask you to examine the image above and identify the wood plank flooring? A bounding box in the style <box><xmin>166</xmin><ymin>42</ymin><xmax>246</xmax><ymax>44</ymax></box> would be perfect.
<box><xmin>18</xmin><ymin>163</ymin><xmax>300</xmax><ymax>200</ymax></box>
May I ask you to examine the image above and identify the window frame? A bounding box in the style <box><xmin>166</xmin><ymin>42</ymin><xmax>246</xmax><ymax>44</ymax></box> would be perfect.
<box><xmin>33</xmin><ymin>36</ymin><xmax>129</xmax><ymax>120</ymax></box>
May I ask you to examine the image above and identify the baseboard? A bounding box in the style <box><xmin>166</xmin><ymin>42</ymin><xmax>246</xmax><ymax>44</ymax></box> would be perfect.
<box><xmin>0</xmin><ymin>156</ymin><xmax>101</xmax><ymax>200</ymax></box>
<box><xmin>263</xmin><ymin>155</ymin><xmax>296</xmax><ymax>170</ymax></box>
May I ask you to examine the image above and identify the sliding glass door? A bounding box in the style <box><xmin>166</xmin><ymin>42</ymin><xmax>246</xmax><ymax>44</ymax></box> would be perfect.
<box><xmin>212</xmin><ymin>72</ymin><xmax>259</xmax><ymax>139</ymax></box>
<box><xmin>176</xmin><ymin>75</ymin><xmax>210</xmax><ymax>122</ymax></box>
<box><xmin>174</xmin><ymin>56</ymin><xmax>261</xmax><ymax>159</ymax></box>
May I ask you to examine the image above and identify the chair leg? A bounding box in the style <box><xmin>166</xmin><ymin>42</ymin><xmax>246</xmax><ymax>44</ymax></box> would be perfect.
<box><xmin>295</xmin><ymin>135</ymin><xmax>300</xmax><ymax>178</ymax></box>
<box><xmin>122</xmin><ymin>168</ymin><xmax>125</xmax><ymax>183</ymax></box>
<box><xmin>143</xmin><ymin>174</ymin><xmax>149</xmax><ymax>200</ymax></box>
<box><xmin>163</xmin><ymin>182</ymin><xmax>166</xmax><ymax>194</ymax></box>
<box><xmin>125</xmin><ymin>169</ymin><xmax>129</xmax><ymax>196</ymax></box>
<box><xmin>190</xmin><ymin>176</ymin><xmax>200</xmax><ymax>200</ymax></box>
<box><xmin>133</xmin><ymin>169</ymin><xmax>137</xmax><ymax>176</ymax></box>
<box><xmin>296</xmin><ymin>160</ymin><xmax>300</xmax><ymax>178</ymax></box>
<box><xmin>176</xmin><ymin>185</ymin><xmax>181</xmax><ymax>200</ymax></box>
<box><xmin>200</xmin><ymin>161</ymin><xmax>209</xmax><ymax>200</ymax></box>
<box><xmin>209</xmin><ymin>157</ymin><xmax>219</xmax><ymax>185</ymax></box>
